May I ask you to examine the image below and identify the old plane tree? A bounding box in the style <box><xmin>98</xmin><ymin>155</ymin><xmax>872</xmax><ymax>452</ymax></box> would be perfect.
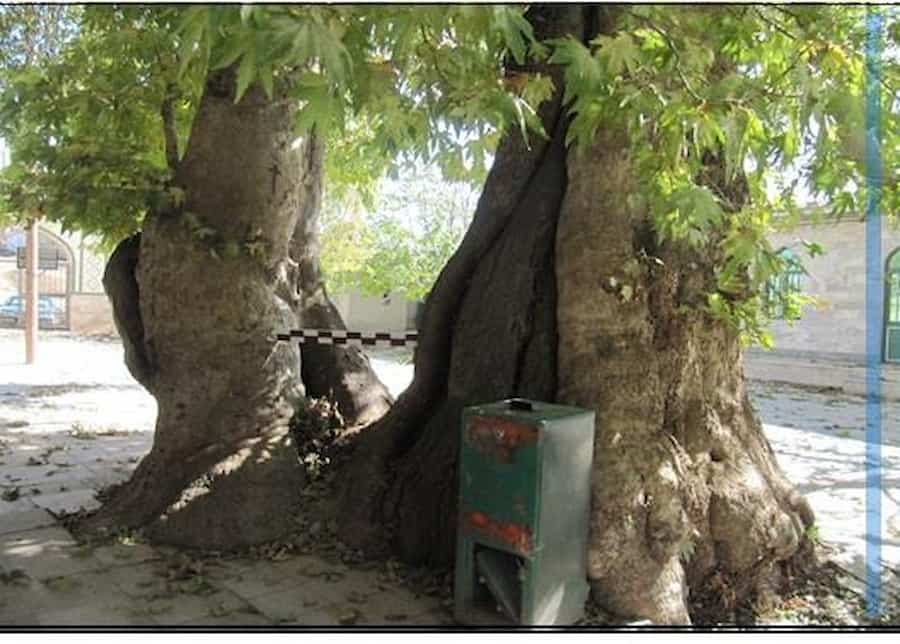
<box><xmin>1</xmin><ymin>3</ymin><xmax>896</xmax><ymax>623</ymax></box>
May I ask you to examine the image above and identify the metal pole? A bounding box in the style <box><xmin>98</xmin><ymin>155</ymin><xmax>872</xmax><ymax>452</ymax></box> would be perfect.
<box><xmin>864</xmin><ymin>6</ymin><xmax>883</xmax><ymax>618</ymax></box>
<box><xmin>24</xmin><ymin>219</ymin><xmax>38</xmax><ymax>364</ymax></box>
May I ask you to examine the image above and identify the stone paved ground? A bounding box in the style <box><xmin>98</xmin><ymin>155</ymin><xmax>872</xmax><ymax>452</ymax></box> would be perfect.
<box><xmin>0</xmin><ymin>330</ymin><xmax>898</xmax><ymax>625</ymax></box>
<box><xmin>748</xmin><ymin>381</ymin><xmax>900</xmax><ymax>605</ymax></box>
<box><xmin>0</xmin><ymin>331</ymin><xmax>447</xmax><ymax>626</ymax></box>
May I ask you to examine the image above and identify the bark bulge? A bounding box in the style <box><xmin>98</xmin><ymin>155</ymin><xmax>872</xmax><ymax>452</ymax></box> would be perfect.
<box><xmin>103</xmin><ymin>233</ymin><xmax>155</xmax><ymax>390</ymax></box>
<box><xmin>82</xmin><ymin>70</ymin><xmax>307</xmax><ymax>548</ymax></box>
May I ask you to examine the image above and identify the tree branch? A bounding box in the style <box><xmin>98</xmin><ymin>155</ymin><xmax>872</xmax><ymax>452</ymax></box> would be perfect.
<box><xmin>160</xmin><ymin>83</ymin><xmax>179</xmax><ymax>173</ymax></box>
<box><xmin>753</xmin><ymin>7</ymin><xmax>800</xmax><ymax>42</ymax></box>
<box><xmin>624</xmin><ymin>10</ymin><xmax>703</xmax><ymax>103</ymax></box>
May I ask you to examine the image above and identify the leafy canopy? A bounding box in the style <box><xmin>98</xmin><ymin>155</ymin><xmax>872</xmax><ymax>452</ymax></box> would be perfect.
<box><xmin>0</xmin><ymin>5</ymin><xmax>201</xmax><ymax>241</ymax></box>
<box><xmin>547</xmin><ymin>5</ymin><xmax>897</xmax><ymax>344</ymax></box>
<box><xmin>0</xmin><ymin>4</ymin><xmax>541</xmax><ymax>237</ymax></box>
<box><xmin>0</xmin><ymin>4</ymin><xmax>897</xmax><ymax>344</ymax></box>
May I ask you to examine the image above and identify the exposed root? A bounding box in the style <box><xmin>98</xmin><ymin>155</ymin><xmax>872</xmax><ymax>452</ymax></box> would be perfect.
<box><xmin>75</xmin><ymin>432</ymin><xmax>306</xmax><ymax>551</ymax></box>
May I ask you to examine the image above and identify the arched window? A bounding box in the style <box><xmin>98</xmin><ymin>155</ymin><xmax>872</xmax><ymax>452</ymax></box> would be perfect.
<box><xmin>765</xmin><ymin>248</ymin><xmax>804</xmax><ymax>319</ymax></box>
<box><xmin>884</xmin><ymin>249</ymin><xmax>900</xmax><ymax>362</ymax></box>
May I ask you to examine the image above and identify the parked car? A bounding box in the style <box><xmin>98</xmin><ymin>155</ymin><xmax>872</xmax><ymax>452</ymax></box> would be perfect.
<box><xmin>0</xmin><ymin>295</ymin><xmax>64</xmax><ymax>328</ymax></box>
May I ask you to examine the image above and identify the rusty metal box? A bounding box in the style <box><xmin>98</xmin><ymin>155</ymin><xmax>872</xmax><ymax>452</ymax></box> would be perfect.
<box><xmin>454</xmin><ymin>398</ymin><xmax>595</xmax><ymax>626</ymax></box>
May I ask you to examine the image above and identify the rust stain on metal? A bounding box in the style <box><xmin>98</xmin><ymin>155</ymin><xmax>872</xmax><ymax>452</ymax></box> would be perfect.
<box><xmin>466</xmin><ymin>416</ymin><xmax>538</xmax><ymax>462</ymax></box>
<box><xmin>463</xmin><ymin>511</ymin><xmax>533</xmax><ymax>554</ymax></box>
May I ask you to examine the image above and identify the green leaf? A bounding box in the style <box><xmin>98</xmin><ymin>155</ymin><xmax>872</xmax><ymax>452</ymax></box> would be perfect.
<box><xmin>595</xmin><ymin>32</ymin><xmax>640</xmax><ymax>76</ymax></box>
<box><xmin>801</xmin><ymin>240</ymin><xmax>825</xmax><ymax>257</ymax></box>
<box><xmin>211</xmin><ymin>32</ymin><xmax>250</xmax><ymax>71</ymax></box>
<box><xmin>547</xmin><ymin>37</ymin><xmax>603</xmax><ymax>104</ymax></box>
<box><xmin>258</xmin><ymin>65</ymin><xmax>274</xmax><ymax>99</ymax></box>
<box><xmin>234</xmin><ymin>50</ymin><xmax>256</xmax><ymax>102</ymax></box>
<box><xmin>491</xmin><ymin>7</ymin><xmax>534</xmax><ymax>65</ymax></box>
<box><xmin>221</xmin><ymin>240</ymin><xmax>240</xmax><ymax>259</ymax></box>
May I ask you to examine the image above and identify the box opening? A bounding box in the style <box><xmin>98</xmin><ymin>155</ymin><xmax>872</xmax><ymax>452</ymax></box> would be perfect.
<box><xmin>472</xmin><ymin>546</ymin><xmax>525</xmax><ymax>624</ymax></box>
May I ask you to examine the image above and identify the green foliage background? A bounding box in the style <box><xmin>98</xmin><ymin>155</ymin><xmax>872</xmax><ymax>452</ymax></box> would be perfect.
<box><xmin>320</xmin><ymin>168</ymin><xmax>476</xmax><ymax>301</ymax></box>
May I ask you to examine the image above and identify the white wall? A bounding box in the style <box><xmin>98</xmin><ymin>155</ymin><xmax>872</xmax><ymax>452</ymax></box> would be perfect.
<box><xmin>767</xmin><ymin>218</ymin><xmax>900</xmax><ymax>360</ymax></box>
<box><xmin>331</xmin><ymin>289</ymin><xmax>413</xmax><ymax>332</ymax></box>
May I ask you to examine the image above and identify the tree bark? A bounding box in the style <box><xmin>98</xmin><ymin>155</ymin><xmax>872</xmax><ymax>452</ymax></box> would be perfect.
<box><xmin>102</xmin><ymin>233</ymin><xmax>154</xmax><ymax>389</ymax></box>
<box><xmin>556</xmin><ymin>130</ymin><xmax>813</xmax><ymax>623</ymax></box>
<box><xmin>160</xmin><ymin>83</ymin><xmax>180</xmax><ymax>173</ymax></box>
<box><xmin>82</xmin><ymin>66</ymin><xmax>389</xmax><ymax>549</ymax></box>
<box><xmin>338</xmin><ymin>5</ymin><xmax>814</xmax><ymax>624</ymax></box>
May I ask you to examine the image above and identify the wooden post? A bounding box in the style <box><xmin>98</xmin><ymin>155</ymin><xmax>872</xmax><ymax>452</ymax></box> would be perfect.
<box><xmin>24</xmin><ymin>219</ymin><xmax>39</xmax><ymax>364</ymax></box>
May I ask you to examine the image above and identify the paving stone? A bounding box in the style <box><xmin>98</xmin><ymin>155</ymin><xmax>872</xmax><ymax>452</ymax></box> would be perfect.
<box><xmin>0</xmin><ymin>526</ymin><xmax>107</xmax><ymax>580</ymax></box>
<box><xmin>137</xmin><ymin>586</ymin><xmax>253</xmax><ymax>626</ymax></box>
<box><xmin>0</xmin><ymin>507</ymin><xmax>55</xmax><ymax>535</ymax></box>
<box><xmin>64</xmin><ymin>444</ymin><xmax>123</xmax><ymax>465</ymax></box>
<box><xmin>247</xmin><ymin>582</ymin><xmax>346</xmax><ymax>624</ymax></box>
<box><xmin>103</xmin><ymin>559</ymin><xmax>258</xmax><ymax>625</ymax></box>
<box><xmin>174</xmin><ymin>609</ymin><xmax>273</xmax><ymax>627</ymax></box>
<box><xmin>0</xmin><ymin>524</ymin><xmax>76</xmax><ymax>549</ymax></box>
<box><xmin>349</xmin><ymin>586</ymin><xmax>443</xmax><ymax>626</ymax></box>
<box><xmin>80</xmin><ymin>465</ymin><xmax>133</xmax><ymax>490</ymax></box>
<box><xmin>406</xmin><ymin>604</ymin><xmax>456</xmax><ymax>626</ymax></box>
<box><xmin>211</xmin><ymin>555</ymin><xmax>443</xmax><ymax>626</ymax></box>
<box><xmin>40</xmin><ymin>571</ymin><xmax>129</xmax><ymax>606</ymax></box>
<box><xmin>30</xmin><ymin>487</ymin><xmax>100</xmax><ymax>515</ymax></box>
<box><xmin>1</xmin><ymin>571</ymin><xmax>135</xmax><ymax>626</ymax></box>
<box><xmin>88</xmin><ymin>541</ymin><xmax>161</xmax><ymax>567</ymax></box>
<box><xmin>28</xmin><ymin>463</ymin><xmax>97</xmax><ymax>485</ymax></box>
<box><xmin>1</xmin><ymin>464</ymin><xmax>61</xmax><ymax>487</ymax></box>
<box><xmin>102</xmin><ymin>560</ymin><xmax>169</xmax><ymax>598</ymax></box>
<box><xmin>0</xmin><ymin>496</ymin><xmax>38</xmax><ymax>515</ymax></box>
<box><xmin>7</xmin><ymin>475</ymin><xmax>94</xmax><ymax>498</ymax></box>
<box><xmin>211</xmin><ymin>555</ymin><xmax>335</xmax><ymax>599</ymax></box>
<box><xmin>0</xmin><ymin>562</ymin><xmax>41</xmax><ymax>622</ymax></box>
<box><xmin>0</xmin><ymin>439</ymin><xmax>49</xmax><ymax>454</ymax></box>
<box><xmin>1</xmin><ymin>596</ymin><xmax>45</xmax><ymax>626</ymax></box>
<box><xmin>104</xmin><ymin>558</ymin><xmax>218</xmax><ymax>598</ymax></box>
<box><xmin>78</xmin><ymin>441</ymin><xmax>149</xmax><ymax>463</ymax></box>
<box><xmin>35</xmin><ymin>604</ymin><xmax>157</xmax><ymax>626</ymax></box>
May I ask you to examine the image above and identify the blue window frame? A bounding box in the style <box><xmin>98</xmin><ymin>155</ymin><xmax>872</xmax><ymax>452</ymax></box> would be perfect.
<box><xmin>765</xmin><ymin>248</ymin><xmax>804</xmax><ymax>319</ymax></box>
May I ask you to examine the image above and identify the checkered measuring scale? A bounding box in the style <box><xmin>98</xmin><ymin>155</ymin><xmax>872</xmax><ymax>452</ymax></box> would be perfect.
<box><xmin>275</xmin><ymin>328</ymin><xmax>419</xmax><ymax>348</ymax></box>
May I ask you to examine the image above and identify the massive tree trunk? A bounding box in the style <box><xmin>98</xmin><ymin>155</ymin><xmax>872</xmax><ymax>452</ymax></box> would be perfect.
<box><xmin>338</xmin><ymin>5</ymin><xmax>814</xmax><ymax>624</ymax></box>
<box><xmin>82</xmin><ymin>67</ymin><xmax>388</xmax><ymax>549</ymax></box>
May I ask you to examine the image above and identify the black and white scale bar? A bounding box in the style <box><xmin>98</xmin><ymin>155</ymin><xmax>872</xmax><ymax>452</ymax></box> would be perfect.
<box><xmin>275</xmin><ymin>329</ymin><xmax>418</xmax><ymax>347</ymax></box>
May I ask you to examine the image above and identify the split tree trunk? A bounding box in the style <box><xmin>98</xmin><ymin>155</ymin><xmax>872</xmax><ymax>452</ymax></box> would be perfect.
<box><xmin>338</xmin><ymin>5</ymin><xmax>814</xmax><ymax>624</ymax></box>
<box><xmin>84</xmin><ymin>67</ymin><xmax>388</xmax><ymax>549</ymax></box>
<box><xmin>290</xmin><ymin>134</ymin><xmax>393</xmax><ymax>427</ymax></box>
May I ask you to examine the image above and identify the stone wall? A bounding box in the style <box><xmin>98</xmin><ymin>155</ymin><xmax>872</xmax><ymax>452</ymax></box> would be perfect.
<box><xmin>0</xmin><ymin>257</ymin><xmax>16</xmax><ymax>300</ymax></box>
<box><xmin>68</xmin><ymin>293</ymin><xmax>117</xmax><ymax>337</ymax></box>
<box><xmin>331</xmin><ymin>290</ymin><xmax>416</xmax><ymax>332</ymax></box>
<box><xmin>765</xmin><ymin>218</ymin><xmax>900</xmax><ymax>360</ymax></box>
<box><xmin>743</xmin><ymin>217</ymin><xmax>900</xmax><ymax>397</ymax></box>
<box><xmin>64</xmin><ymin>287</ymin><xmax>414</xmax><ymax>339</ymax></box>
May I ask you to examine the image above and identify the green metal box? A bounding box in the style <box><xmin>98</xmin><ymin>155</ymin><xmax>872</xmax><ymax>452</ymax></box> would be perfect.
<box><xmin>454</xmin><ymin>398</ymin><xmax>595</xmax><ymax>626</ymax></box>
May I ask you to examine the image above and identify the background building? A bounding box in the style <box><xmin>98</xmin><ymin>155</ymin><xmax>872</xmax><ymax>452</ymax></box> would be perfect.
<box><xmin>0</xmin><ymin>224</ymin><xmax>115</xmax><ymax>335</ymax></box>
<box><xmin>745</xmin><ymin>216</ymin><xmax>900</xmax><ymax>397</ymax></box>
<box><xmin>0</xmin><ymin>223</ymin><xmax>420</xmax><ymax>338</ymax></box>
